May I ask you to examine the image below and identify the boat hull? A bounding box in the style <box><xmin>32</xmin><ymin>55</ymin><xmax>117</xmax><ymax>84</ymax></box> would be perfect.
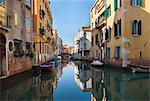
<box><xmin>91</xmin><ymin>64</ymin><xmax>105</xmax><ymax>68</ymax></box>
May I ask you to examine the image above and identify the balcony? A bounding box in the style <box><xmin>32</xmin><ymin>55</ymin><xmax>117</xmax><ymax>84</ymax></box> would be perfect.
<box><xmin>40</xmin><ymin>10</ymin><xmax>45</xmax><ymax>19</ymax></box>
<box><xmin>0</xmin><ymin>10</ymin><xmax>11</xmax><ymax>31</ymax></box>
<box><xmin>96</xmin><ymin>17</ymin><xmax>106</xmax><ymax>29</ymax></box>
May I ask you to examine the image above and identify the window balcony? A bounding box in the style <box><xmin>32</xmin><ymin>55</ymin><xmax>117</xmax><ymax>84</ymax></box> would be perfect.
<box><xmin>95</xmin><ymin>17</ymin><xmax>106</xmax><ymax>29</ymax></box>
<box><xmin>0</xmin><ymin>10</ymin><xmax>11</xmax><ymax>30</ymax></box>
<box><xmin>40</xmin><ymin>10</ymin><xmax>45</xmax><ymax>19</ymax></box>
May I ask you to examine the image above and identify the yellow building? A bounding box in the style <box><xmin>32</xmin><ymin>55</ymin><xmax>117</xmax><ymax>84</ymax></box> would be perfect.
<box><xmin>90</xmin><ymin>0</ymin><xmax>150</xmax><ymax>67</ymax></box>
<box><xmin>32</xmin><ymin>0</ymin><xmax>53</xmax><ymax>65</ymax></box>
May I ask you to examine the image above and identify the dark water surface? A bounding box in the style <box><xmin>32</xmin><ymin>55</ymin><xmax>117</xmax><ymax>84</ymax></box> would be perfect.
<box><xmin>1</xmin><ymin>61</ymin><xmax>150</xmax><ymax>101</ymax></box>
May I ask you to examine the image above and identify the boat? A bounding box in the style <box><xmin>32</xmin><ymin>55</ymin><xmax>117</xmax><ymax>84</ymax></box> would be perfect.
<box><xmin>40</xmin><ymin>62</ymin><xmax>55</xmax><ymax>72</ymax></box>
<box><xmin>129</xmin><ymin>64</ymin><xmax>150</xmax><ymax>73</ymax></box>
<box><xmin>51</xmin><ymin>57</ymin><xmax>61</xmax><ymax>63</ymax></box>
<box><xmin>57</xmin><ymin>56</ymin><xmax>62</xmax><ymax>62</ymax></box>
<box><xmin>91</xmin><ymin>60</ymin><xmax>104</xmax><ymax>68</ymax></box>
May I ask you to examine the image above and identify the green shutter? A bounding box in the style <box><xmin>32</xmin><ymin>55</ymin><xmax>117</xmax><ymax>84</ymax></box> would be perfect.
<box><xmin>138</xmin><ymin>0</ymin><xmax>142</xmax><ymax>6</ymax></box>
<box><xmin>114</xmin><ymin>0</ymin><xmax>117</xmax><ymax>11</ymax></box>
<box><xmin>104</xmin><ymin>8</ymin><xmax>109</xmax><ymax>18</ymax></box>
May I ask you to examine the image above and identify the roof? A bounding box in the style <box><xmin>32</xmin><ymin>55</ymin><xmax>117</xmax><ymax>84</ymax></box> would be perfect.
<box><xmin>90</xmin><ymin>0</ymin><xmax>99</xmax><ymax>12</ymax></box>
<box><xmin>82</xmin><ymin>26</ymin><xmax>91</xmax><ymax>31</ymax></box>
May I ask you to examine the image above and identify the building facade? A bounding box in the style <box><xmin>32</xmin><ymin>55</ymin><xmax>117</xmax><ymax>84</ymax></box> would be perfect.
<box><xmin>56</xmin><ymin>36</ymin><xmax>63</xmax><ymax>56</ymax></box>
<box><xmin>74</xmin><ymin>26</ymin><xmax>92</xmax><ymax>60</ymax></box>
<box><xmin>52</xmin><ymin>29</ymin><xmax>58</xmax><ymax>56</ymax></box>
<box><xmin>32</xmin><ymin>0</ymin><xmax>53</xmax><ymax>65</ymax></box>
<box><xmin>90</xmin><ymin>0</ymin><xmax>150</xmax><ymax>67</ymax></box>
<box><xmin>0</xmin><ymin>0</ymin><xmax>33</xmax><ymax>77</ymax></box>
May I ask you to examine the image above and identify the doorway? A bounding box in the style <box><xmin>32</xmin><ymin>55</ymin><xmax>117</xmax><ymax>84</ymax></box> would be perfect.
<box><xmin>0</xmin><ymin>33</ymin><xmax>6</xmax><ymax>76</ymax></box>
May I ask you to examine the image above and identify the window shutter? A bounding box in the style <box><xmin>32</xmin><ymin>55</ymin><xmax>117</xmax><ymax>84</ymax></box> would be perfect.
<box><xmin>131</xmin><ymin>0</ymin><xmax>133</xmax><ymax>5</ymax></box>
<box><xmin>119</xmin><ymin>19</ymin><xmax>121</xmax><ymax>36</ymax></box>
<box><xmin>138</xmin><ymin>20</ymin><xmax>142</xmax><ymax>35</ymax></box>
<box><xmin>132</xmin><ymin>20</ymin><xmax>134</xmax><ymax>34</ymax></box>
<box><xmin>106</xmin><ymin>8</ymin><xmax>109</xmax><ymax>17</ymax></box>
<box><xmin>120</xmin><ymin>0</ymin><xmax>122</xmax><ymax>7</ymax></box>
<box><xmin>114</xmin><ymin>23</ymin><xmax>117</xmax><ymax>37</ymax></box>
<box><xmin>138</xmin><ymin>0</ymin><xmax>142</xmax><ymax>6</ymax></box>
<box><xmin>114</xmin><ymin>0</ymin><xmax>117</xmax><ymax>11</ymax></box>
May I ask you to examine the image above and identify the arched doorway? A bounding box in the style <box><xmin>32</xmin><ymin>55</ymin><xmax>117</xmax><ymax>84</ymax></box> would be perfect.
<box><xmin>0</xmin><ymin>33</ymin><xmax>6</xmax><ymax>76</ymax></box>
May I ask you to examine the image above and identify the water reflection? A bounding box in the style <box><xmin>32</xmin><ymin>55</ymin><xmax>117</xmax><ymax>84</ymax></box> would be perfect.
<box><xmin>74</xmin><ymin>61</ymin><xmax>92</xmax><ymax>92</ymax></box>
<box><xmin>74</xmin><ymin>61</ymin><xmax>150</xmax><ymax>101</ymax></box>
<box><xmin>1</xmin><ymin>61</ymin><xmax>149</xmax><ymax>101</ymax></box>
<box><xmin>1</xmin><ymin>73</ymin><xmax>54</xmax><ymax>101</ymax></box>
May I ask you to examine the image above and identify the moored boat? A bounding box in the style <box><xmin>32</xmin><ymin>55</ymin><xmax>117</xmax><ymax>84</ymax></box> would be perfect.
<box><xmin>129</xmin><ymin>64</ymin><xmax>150</xmax><ymax>73</ymax></box>
<box><xmin>91</xmin><ymin>60</ymin><xmax>104</xmax><ymax>68</ymax></box>
<box><xmin>40</xmin><ymin>62</ymin><xmax>55</xmax><ymax>72</ymax></box>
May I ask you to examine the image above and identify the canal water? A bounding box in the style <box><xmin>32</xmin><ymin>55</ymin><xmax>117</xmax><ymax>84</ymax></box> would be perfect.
<box><xmin>1</xmin><ymin>61</ymin><xmax>150</xmax><ymax>101</ymax></box>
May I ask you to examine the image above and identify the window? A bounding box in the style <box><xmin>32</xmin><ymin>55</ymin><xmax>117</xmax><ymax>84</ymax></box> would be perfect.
<box><xmin>92</xmin><ymin>36</ymin><xmax>94</xmax><ymax>46</ymax></box>
<box><xmin>114</xmin><ymin>19</ymin><xmax>121</xmax><ymax>37</ymax></box>
<box><xmin>25</xmin><ymin>0</ymin><xmax>31</xmax><ymax>7</ymax></box>
<box><xmin>84</xmin><ymin>32</ymin><xmax>86</xmax><ymax>38</ymax></box>
<box><xmin>14</xmin><ymin>12</ymin><xmax>18</xmax><ymax>26</ymax></box>
<box><xmin>84</xmin><ymin>43</ymin><xmax>86</xmax><ymax>49</ymax></box>
<box><xmin>106</xmin><ymin>48</ymin><xmax>110</xmax><ymax>58</ymax></box>
<box><xmin>131</xmin><ymin>0</ymin><xmax>142</xmax><ymax>6</ymax></box>
<box><xmin>105</xmin><ymin>28</ymin><xmax>111</xmax><ymax>41</ymax></box>
<box><xmin>14</xmin><ymin>11</ymin><xmax>22</xmax><ymax>27</ymax></box>
<box><xmin>14</xmin><ymin>39</ymin><xmax>24</xmax><ymax>57</ymax></box>
<box><xmin>18</xmin><ymin>11</ymin><xmax>22</xmax><ymax>27</ymax></box>
<box><xmin>114</xmin><ymin>0</ymin><xmax>122</xmax><ymax>11</ymax></box>
<box><xmin>95</xmin><ymin>34</ymin><xmax>98</xmax><ymax>44</ymax></box>
<box><xmin>0</xmin><ymin>0</ymin><xmax>5</xmax><ymax>5</ymax></box>
<box><xmin>26</xmin><ymin>42</ymin><xmax>31</xmax><ymax>53</ymax></box>
<box><xmin>132</xmin><ymin>20</ymin><xmax>141</xmax><ymax>35</ymax></box>
<box><xmin>114</xmin><ymin>46</ymin><xmax>120</xmax><ymax>59</ymax></box>
<box><xmin>26</xmin><ymin>18</ymin><xmax>30</xmax><ymax>31</ymax></box>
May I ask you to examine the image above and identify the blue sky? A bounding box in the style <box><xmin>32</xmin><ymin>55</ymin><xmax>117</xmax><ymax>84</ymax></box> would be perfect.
<box><xmin>50</xmin><ymin>0</ymin><xmax>95</xmax><ymax>46</ymax></box>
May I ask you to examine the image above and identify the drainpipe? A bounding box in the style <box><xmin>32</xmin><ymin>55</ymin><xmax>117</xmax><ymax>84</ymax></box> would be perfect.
<box><xmin>140</xmin><ymin>51</ymin><xmax>142</xmax><ymax>66</ymax></box>
<box><xmin>105</xmin><ymin>0</ymin><xmax>107</xmax><ymax>64</ymax></box>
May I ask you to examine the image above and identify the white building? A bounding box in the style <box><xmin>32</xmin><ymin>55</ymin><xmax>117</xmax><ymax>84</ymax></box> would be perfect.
<box><xmin>74</xmin><ymin>26</ymin><xmax>92</xmax><ymax>60</ymax></box>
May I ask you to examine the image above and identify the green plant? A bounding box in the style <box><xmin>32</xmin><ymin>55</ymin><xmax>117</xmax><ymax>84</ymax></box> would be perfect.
<box><xmin>29</xmin><ymin>51</ymin><xmax>35</xmax><ymax>59</ymax></box>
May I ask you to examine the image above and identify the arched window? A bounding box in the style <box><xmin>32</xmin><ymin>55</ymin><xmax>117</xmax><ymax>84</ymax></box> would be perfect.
<box><xmin>132</xmin><ymin>20</ymin><xmax>142</xmax><ymax>35</ymax></box>
<box><xmin>131</xmin><ymin>0</ymin><xmax>142</xmax><ymax>6</ymax></box>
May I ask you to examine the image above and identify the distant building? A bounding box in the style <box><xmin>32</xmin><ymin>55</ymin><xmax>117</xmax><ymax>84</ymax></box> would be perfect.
<box><xmin>56</xmin><ymin>36</ymin><xmax>63</xmax><ymax>55</ymax></box>
<box><xmin>52</xmin><ymin>29</ymin><xmax>58</xmax><ymax>56</ymax></box>
<box><xmin>69</xmin><ymin>46</ymin><xmax>75</xmax><ymax>55</ymax></box>
<box><xmin>62</xmin><ymin>44</ymin><xmax>69</xmax><ymax>54</ymax></box>
<box><xmin>74</xmin><ymin>26</ymin><xmax>92</xmax><ymax>60</ymax></box>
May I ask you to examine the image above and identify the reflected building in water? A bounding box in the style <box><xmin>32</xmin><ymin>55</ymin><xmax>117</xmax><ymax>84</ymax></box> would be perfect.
<box><xmin>1</xmin><ymin>73</ymin><xmax>54</xmax><ymax>101</ymax></box>
<box><xmin>53</xmin><ymin>63</ymin><xmax>63</xmax><ymax>89</ymax></box>
<box><xmin>74</xmin><ymin>61</ymin><xmax>92</xmax><ymax>92</ymax></box>
<box><xmin>91</xmin><ymin>67</ymin><xmax>149</xmax><ymax>101</ymax></box>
